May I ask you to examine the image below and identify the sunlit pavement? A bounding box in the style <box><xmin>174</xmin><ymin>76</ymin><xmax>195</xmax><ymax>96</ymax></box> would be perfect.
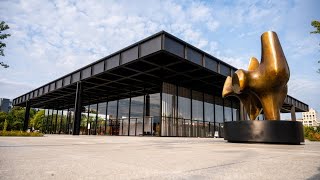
<box><xmin>0</xmin><ymin>135</ymin><xmax>320</xmax><ymax>180</ymax></box>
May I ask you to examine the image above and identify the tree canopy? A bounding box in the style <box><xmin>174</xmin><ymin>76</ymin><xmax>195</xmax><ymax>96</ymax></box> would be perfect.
<box><xmin>311</xmin><ymin>20</ymin><xmax>320</xmax><ymax>34</ymax></box>
<box><xmin>311</xmin><ymin>20</ymin><xmax>320</xmax><ymax>73</ymax></box>
<box><xmin>0</xmin><ymin>21</ymin><xmax>11</xmax><ymax>68</ymax></box>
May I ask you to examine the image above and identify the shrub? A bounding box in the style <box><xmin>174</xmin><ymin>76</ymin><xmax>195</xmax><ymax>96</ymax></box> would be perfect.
<box><xmin>0</xmin><ymin>130</ymin><xmax>43</xmax><ymax>136</ymax></box>
<box><xmin>304</xmin><ymin>126</ymin><xmax>320</xmax><ymax>141</ymax></box>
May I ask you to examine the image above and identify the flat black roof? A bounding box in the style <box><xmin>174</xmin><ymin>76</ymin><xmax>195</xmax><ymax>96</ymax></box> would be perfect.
<box><xmin>12</xmin><ymin>31</ymin><xmax>309</xmax><ymax>112</ymax></box>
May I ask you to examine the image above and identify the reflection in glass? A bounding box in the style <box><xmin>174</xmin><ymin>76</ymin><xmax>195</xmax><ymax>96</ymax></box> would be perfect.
<box><xmin>131</xmin><ymin>96</ymin><xmax>144</xmax><ymax>136</ymax></box>
<box><xmin>178</xmin><ymin>87</ymin><xmax>191</xmax><ymax>137</ymax></box>
<box><xmin>89</xmin><ymin>104</ymin><xmax>97</xmax><ymax>135</ymax></box>
<box><xmin>97</xmin><ymin>102</ymin><xmax>107</xmax><ymax>135</ymax></box>
<box><xmin>192</xmin><ymin>90</ymin><xmax>203</xmax><ymax>137</ymax></box>
<box><xmin>162</xmin><ymin>83</ymin><xmax>176</xmax><ymax>136</ymax></box>
<box><xmin>118</xmin><ymin>98</ymin><xmax>129</xmax><ymax>135</ymax></box>
<box><xmin>107</xmin><ymin>100</ymin><xmax>118</xmax><ymax>135</ymax></box>
<box><xmin>150</xmin><ymin>93</ymin><xmax>160</xmax><ymax>136</ymax></box>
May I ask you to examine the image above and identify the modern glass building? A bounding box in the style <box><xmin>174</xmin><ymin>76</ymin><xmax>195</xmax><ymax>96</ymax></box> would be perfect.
<box><xmin>12</xmin><ymin>31</ymin><xmax>309</xmax><ymax>137</ymax></box>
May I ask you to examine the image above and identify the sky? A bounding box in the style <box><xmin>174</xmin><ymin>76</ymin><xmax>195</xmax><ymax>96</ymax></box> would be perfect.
<box><xmin>0</xmin><ymin>0</ymin><xmax>319</xmax><ymax>117</ymax></box>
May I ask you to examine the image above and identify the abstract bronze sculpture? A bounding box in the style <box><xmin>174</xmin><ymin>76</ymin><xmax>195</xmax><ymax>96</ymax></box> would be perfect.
<box><xmin>222</xmin><ymin>31</ymin><xmax>304</xmax><ymax>144</ymax></box>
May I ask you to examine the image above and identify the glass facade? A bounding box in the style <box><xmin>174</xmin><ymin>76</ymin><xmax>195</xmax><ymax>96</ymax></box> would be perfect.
<box><xmin>43</xmin><ymin>82</ymin><xmax>240</xmax><ymax>138</ymax></box>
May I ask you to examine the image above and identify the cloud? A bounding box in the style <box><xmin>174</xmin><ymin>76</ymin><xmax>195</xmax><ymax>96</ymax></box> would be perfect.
<box><xmin>1</xmin><ymin>0</ymin><xmax>222</xmax><ymax>84</ymax></box>
<box><xmin>0</xmin><ymin>78</ymin><xmax>36</xmax><ymax>99</ymax></box>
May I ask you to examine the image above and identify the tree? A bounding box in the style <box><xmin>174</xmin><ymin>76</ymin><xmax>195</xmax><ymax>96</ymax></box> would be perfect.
<box><xmin>0</xmin><ymin>21</ymin><xmax>11</xmax><ymax>68</ymax></box>
<box><xmin>311</xmin><ymin>20</ymin><xmax>320</xmax><ymax>34</ymax></box>
<box><xmin>311</xmin><ymin>20</ymin><xmax>320</xmax><ymax>73</ymax></box>
<box><xmin>4</xmin><ymin>107</ymin><xmax>36</xmax><ymax>131</ymax></box>
<box><xmin>0</xmin><ymin>111</ymin><xmax>8</xmax><ymax>130</ymax></box>
<box><xmin>30</xmin><ymin>110</ymin><xmax>45</xmax><ymax>130</ymax></box>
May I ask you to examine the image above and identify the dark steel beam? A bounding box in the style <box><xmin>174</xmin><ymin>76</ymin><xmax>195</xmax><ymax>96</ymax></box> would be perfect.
<box><xmin>23</xmin><ymin>100</ymin><xmax>31</xmax><ymax>131</ymax></box>
<box><xmin>73</xmin><ymin>82</ymin><xmax>83</xmax><ymax>135</ymax></box>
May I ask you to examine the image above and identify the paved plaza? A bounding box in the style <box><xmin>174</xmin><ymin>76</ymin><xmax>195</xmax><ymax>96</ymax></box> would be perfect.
<box><xmin>0</xmin><ymin>135</ymin><xmax>320</xmax><ymax>180</ymax></box>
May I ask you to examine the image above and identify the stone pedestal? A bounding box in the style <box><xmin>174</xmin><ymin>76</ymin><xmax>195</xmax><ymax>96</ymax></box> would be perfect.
<box><xmin>224</xmin><ymin>120</ymin><xmax>304</xmax><ymax>144</ymax></box>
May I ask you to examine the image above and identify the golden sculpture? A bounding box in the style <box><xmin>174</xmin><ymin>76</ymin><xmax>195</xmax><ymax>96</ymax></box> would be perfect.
<box><xmin>222</xmin><ymin>31</ymin><xmax>289</xmax><ymax>120</ymax></box>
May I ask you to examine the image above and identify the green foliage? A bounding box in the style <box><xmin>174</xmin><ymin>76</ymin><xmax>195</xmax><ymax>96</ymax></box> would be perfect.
<box><xmin>30</xmin><ymin>110</ymin><xmax>45</xmax><ymax>130</ymax></box>
<box><xmin>0</xmin><ymin>107</ymin><xmax>36</xmax><ymax>131</ymax></box>
<box><xmin>304</xmin><ymin>126</ymin><xmax>320</xmax><ymax>141</ymax></box>
<box><xmin>0</xmin><ymin>130</ymin><xmax>43</xmax><ymax>136</ymax></box>
<box><xmin>0</xmin><ymin>21</ymin><xmax>11</xmax><ymax>68</ymax></box>
<box><xmin>311</xmin><ymin>20</ymin><xmax>320</xmax><ymax>34</ymax></box>
<box><xmin>5</xmin><ymin>107</ymin><xmax>26</xmax><ymax>131</ymax></box>
<box><xmin>3</xmin><ymin>119</ymin><xmax>8</xmax><ymax>131</ymax></box>
<box><xmin>0</xmin><ymin>111</ymin><xmax>7</xmax><ymax>130</ymax></box>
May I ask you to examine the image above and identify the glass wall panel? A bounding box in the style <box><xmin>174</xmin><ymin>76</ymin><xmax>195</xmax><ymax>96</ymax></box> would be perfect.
<box><xmin>215</xmin><ymin>96</ymin><xmax>224</xmax><ymax>137</ymax></box>
<box><xmin>178</xmin><ymin>87</ymin><xmax>191</xmax><ymax>137</ymax></box>
<box><xmin>52</xmin><ymin>110</ymin><xmax>58</xmax><ymax>134</ymax></box>
<box><xmin>215</xmin><ymin>96</ymin><xmax>224</xmax><ymax>123</ymax></box>
<box><xmin>118</xmin><ymin>98</ymin><xmax>130</xmax><ymax>135</ymax></box>
<box><xmin>89</xmin><ymin>104</ymin><xmax>97</xmax><ymax>135</ymax></box>
<box><xmin>192</xmin><ymin>90</ymin><xmax>203</xmax><ymax>137</ymax></box>
<box><xmin>162</xmin><ymin>83</ymin><xmax>177</xmax><ymax>136</ymax></box>
<box><xmin>60</xmin><ymin>109</ymin><xmax>68</xmax><ymax>134</ymax></box>
<box><xmin>150</xmin><ymin>93</ymin><xmax>160</xmax><ymax>136</ymax></box>
<box><xmin>233</xmin><ymin>108</ymin><xmax>239</xmax><ymax>121</ymax></box>
<box><xmin>56</xmin><ymin>110</ymin><xmax>62</xmax><ymax>134</ymax></box>
<box><xmin>68</xmin><ymin>110</ymin><xmax>74</xmax><ymax>135</ymax></box>
<box><xmin>178</xmin><ymin>87</ymin><xmax>191</xmax><ymax>119</ymax></box>
<box><xmin>97</xmin><ymin>102</ymin><xmax>107</xmax><ymax>135</ymax></box>
<box><xmin>232</xmin><ymin>100</ymin><xmax>240</xmax><ymax>121</ymax></box>
<box><xmin>80</xmin><ymin>105</ymin><xmax>89</xmax><ymax>135</ymax></box>
<box><xmin>224</xmin><ymin>99</ymin><xmax>232</xmax><ymax>122</ymax></box>
<box><xmin>107</xmin><ymin>100</ymin><xmax>118</xmax><ymax>135</ymax></box>
<box><xmin>204</xmin><ymin>93</ymin><xmax>214</xmax><ymax>137</ymax></box>
<box><xmin>130</xmin><ymin>96</ymin><xmax>144</xmax><ymax>136</ymax></box>
<box><xmin>204</xmin><ymin>93</ymin><xmax>214</xmax><ymax>122</ymax></box>
<box><xmin>46</xmin><ymin>109</ymin><xmax>53</xmax><ymax>134</ymax></box>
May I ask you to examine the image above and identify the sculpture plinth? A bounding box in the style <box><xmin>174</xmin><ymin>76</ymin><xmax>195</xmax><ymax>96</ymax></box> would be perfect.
<box><xmin>224</xmin><ymin>121</ymin><xmax>304</xmax><ymax>144</ymax></box>
<box><xmin>222</xmin><ymin>31</ymin><xmax>304</xmax><ymax>144</ymax></box>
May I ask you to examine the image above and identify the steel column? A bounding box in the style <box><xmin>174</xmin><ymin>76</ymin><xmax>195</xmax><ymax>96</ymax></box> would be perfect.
<box><xmin>66</xmin><ymin>109</ymin><xmax>70</xmax><ymax>134</ymax></box>
<box><xmin>105</xmin><ymin>101</ymin><xmax>108</xmax><ymax>135</ymax></box>
<box><xmin>73</xmin><ymin>81</ymin><xmax>82</xmax><ymax>135</ymax></box>
<box><xmin>128</xmin><ymin>93</ymin><xmax>131</xmax><ymax>136</ymax></box>
<box><xmin>190</xmin><ymin>89</ymin><xmax>193</xmax><ymax>137</ymax></box>
<box><xmin>59</xmin><ymin>110</ymin><xmax>64</xmax><ymax>134</ymax></box>
<box><xmin>142</xmin><ymin>94</ymin><xmax>145</xmax><ymax>136</ymax></box>
<box><xmin>159</xmin><ymin>83</ymin><xmax>163</xmax><ymax>136</ymax></box>
<box><xmin>46</xmin><ymin>109</ymin><xmax>50</xmax><ymax>133</ymax></box>
<box><xmin>94</xmin><ymin>103</ymin><xmax>98</xmax><ymax>135</ymax></box>
<box><xmin>51</xmin><ymin>108</ymin><xmax>54</xmax><ymax>134</ymax></box>
<box><xmin>202</xmin><ymin>92</ymin><xmax>205</xmax><ymax>137</ymax></box>
<box><xmin>116</xmin><ymin>99</ymin><xmax>119</xmax><ymax>135</ymax></box>
<box><xmin>23</xmin><ymin>100</ymin><xmax>31</xmax><ymax>131</ymax></box>
<box><xmin>291</xmin><ymin>106</ymin><xmax>296</xmax><ymax>121</ymax></box>
<box><xmin>86</xmin><ymin>105</ymin><xmax>90</xmax><ymax>135</ymax></box>
<box><xmin>55</xmin><ymin>109</ymin><xmax>58</xmax><ymax>133</ymax></box>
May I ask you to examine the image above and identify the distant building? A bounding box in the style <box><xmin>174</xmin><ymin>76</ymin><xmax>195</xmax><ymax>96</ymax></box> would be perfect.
<box><xmin>298</xmin><ymin>108</ymin><xmax>319</xmax><ymax>127</ymax></box>
<box><xmin>0</xmin><ymin>98</ymin><xmax>12</xmax><ymax>113</ymax></box>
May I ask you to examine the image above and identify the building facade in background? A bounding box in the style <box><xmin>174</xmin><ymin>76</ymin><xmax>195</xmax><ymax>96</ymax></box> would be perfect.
<box><xmin>298</xmin><ymin>108</ymin><xmax>319</xmax><ymax>127</ymax></box>
<box><xmin>0</xmin><ymin>98</ymin><xmax>12</xmax><ymax>113</ymax></box>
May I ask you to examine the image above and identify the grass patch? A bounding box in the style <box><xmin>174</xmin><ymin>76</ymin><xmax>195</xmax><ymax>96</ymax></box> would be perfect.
<box><xmin>304</xmin><ymin>126</ymin><xmax>320</xmax><ymax>141</ymax></box>
<box><xmin>0</xmin><ymin>131</ymin><xmax>44</xmax><ymax>137</ymax></box>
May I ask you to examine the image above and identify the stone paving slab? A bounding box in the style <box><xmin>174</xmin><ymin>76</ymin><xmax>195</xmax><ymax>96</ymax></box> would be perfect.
<box><xmin>0</xmin><ymin>135</ymin><xmax>320</xmax><ymax>180</ymax></box>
